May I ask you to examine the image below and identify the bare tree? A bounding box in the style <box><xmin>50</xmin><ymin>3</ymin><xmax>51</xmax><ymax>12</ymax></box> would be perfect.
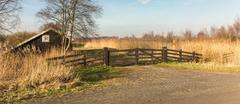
<box><xmin>166</xmin><ymin>31</ymin><xmax>174</xmax><ymax>42</ymax></box>
<box><xmin>37</xmin><ymin>0</ymin><xmax>101</xmax><ymax>52</ymax></box>
<box><xmin>0</xmin><ymin>0</ymin><xmax>21</xmax><ymax>33</ymax></box>
<box><xmin>197</xmin><ymin>30</ymin><xmax>208</xmax><ymax>39</ymax></box>
<box><xmin>39</xmin><ymin>22</ymin><xmax>62</xmax><ymax>31</ymax></box>
<box><xmin>183</xmin><ymin>30</ymin><xmax>193</xmax><ymax>40</ymax></box>
<box><xmin>233</xmin><ymin>18</ymin><xmax>240</xmax><ymax>36</ymax></box>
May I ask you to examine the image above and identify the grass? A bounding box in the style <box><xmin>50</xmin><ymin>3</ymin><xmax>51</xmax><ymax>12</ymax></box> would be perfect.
<box><xmin>0</xmin><ymin>83</ymin><xmax>105</xmax><ymax>103</ymax></box>
<box><xmin>84</xmin><ymin>38</ymin><xmax>240</xmax><ymax>65</ymax></box>
<box><xmin>158</xmin><ymin>62</ymin><xmax>240</xmax><ymax>73</ymax></box>
<box><xmin>0</xmin><ymin>48</ymin><xmax>123</xmax><ymax>103</ymax></box>
<box><xmin>72</xmin><ymin>47</ymin><xmax>98</xmax><ymax>51</ymax></box>
<box><xmin>0</xmin><ymin>65</ymin><xmax>122</xmax><ymax>103</ymax></box>
<box><xmin>0</xmin><ymin>82</ymin><xmax>107</xmax><ymax>104</ymax></box>
<box><xmin>0</xmin><ymin>50</ymin><xmax>71</xmax><ymax>91</ymax></box>
<box><xmin>74</xmin><ymin>65</ymin><xmax>122</xmax><ymax>82</ymax></box>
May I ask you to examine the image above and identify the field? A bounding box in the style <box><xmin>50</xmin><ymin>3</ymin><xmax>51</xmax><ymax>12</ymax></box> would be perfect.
<box><xmin>2</xmin><ymin>0</ymin><xmax>240</xmax><ymax>103</ymax></box>
<box><xmin>1</xmin><ymin>19</ymin><xmax>240</xmax><ymax>103</ymax></box>
<box><xmin>84</xmin><ymin>38</ymin><xmax>240</xmax><ymax>64</ymax></box>
<box><xmin>0</xmin><ymin>50</ymin><xmax>121</xmax><ymax>103</ymax></box>
<box><xmin>83</xmin><ymin>19</ymin><xmax>240</xmax><ymax>65</ymax></box>
<box><xmin>2</xmin><ymin>37</ymin><xmax>240</xmax><ymax>103</ymax></box>
<box><xmin>2</xmin><ymin>36</ymin><xmax>240</xmax><ymax>102</ymax></box>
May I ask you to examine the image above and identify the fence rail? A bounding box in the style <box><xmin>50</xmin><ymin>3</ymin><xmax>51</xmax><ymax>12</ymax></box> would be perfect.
<box><xmin>47</xmin><ymin>47</ymin><xmax>202</xmax><ymax>67</ymax></box>
<box><xmin>47</xmin><ymin>49</ymin><xmax>104</xmax><ymax>67</ymax></box>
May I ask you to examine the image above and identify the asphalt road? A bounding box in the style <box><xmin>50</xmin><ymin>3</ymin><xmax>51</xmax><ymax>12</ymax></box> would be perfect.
<box><xmin>20</xmin><ymin>66</ymin><xmax>240</xmax><ymax>104</ymax></box>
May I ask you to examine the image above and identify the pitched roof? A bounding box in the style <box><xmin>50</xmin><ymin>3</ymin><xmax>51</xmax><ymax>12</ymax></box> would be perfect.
<box><xmin>12</xmin><ymin>28</ymin><xmax>60</xmax><ymax>50</ymax></box>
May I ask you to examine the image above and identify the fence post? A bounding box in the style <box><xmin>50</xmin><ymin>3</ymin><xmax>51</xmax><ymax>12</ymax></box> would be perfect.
<box><xmin>151</xmin><ymin>50</ymin><xmax>154</xmax><ymax>64</ymax></box>
<box><xmin>162</xmin><ymin>47</ymin><xmax>168</xmax><ymax>62</ymax></box>
<box><xmin>179</xmin><ymin>49</ymin><xmax>183</xmax><ymax>62</ymax></box>
<box><xmin>83</xmin><ymin>54</ymin><xmax>87</xmax><ymax>67</ymax></box>
<box><xmin>104</xmin><ymin>47</ymin><xmax>110</xmax><ymax>66</ymax></box>
<box><xmin>135</xmin><ymin>48</ymin><xmax>139</xmax><ymax>65</ymax></box>
<box><xmin>192</xmin><ymin>51</ymin><xmax>196</xmax><ymax>62</ymax></box>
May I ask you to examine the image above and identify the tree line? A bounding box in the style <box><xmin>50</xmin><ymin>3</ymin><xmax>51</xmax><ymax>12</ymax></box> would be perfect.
<box><xmin>130</xmin><ymin>18</ymin><xmax>240</xmax><ymax>42</ymax></box>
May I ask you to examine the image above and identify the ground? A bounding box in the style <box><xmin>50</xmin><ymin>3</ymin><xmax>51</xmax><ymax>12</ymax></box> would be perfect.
<box><xmin>19</xmin><ymin>65</ymin><xmax>240</xmax><ymax>104</ymax></box>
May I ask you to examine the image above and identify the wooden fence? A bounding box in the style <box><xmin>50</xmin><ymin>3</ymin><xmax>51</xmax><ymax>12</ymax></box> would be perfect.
<box><xmin>48</xmin><ymin>49</ymin><xmax>104</xmax><ymax>67</ymax></box>
<box><xmin>47</xmin><ymin>47</ymin><xmax>202</xmax><ymax>67</ymax></box>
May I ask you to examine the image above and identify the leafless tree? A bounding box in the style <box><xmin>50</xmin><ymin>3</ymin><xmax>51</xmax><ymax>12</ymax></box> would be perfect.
<box><xmin>233</xmin><ymin>18</ymin><xmax>240</xmax><ymax>36</ymax></box>
<box><xmin>183</xmin><ymin>30</ymin><xmax>193</xmax><ymax>40</ymax></box>
<box><xmin>0</xmin><ymin>0</ymin><xmax>21</xmax><ymax>33</ymax></box>
<box><xmin>39</xmin><ymin>22</ymin><xmax>62</xmax><ymax>31</ymax></box>
<box><xmin>197</xmin><ymin>30</ymin><xmax>208</xmax><ymax>39</ymax></box>
<box><xmin>37</xmin><ymin>0</ymin><xmax>101</xmax><ymax>52</ymax></box>
<box><xmin>166</xmin><ymin>32</ymin><xmax>174</xmax><ymax>42</ymax></box>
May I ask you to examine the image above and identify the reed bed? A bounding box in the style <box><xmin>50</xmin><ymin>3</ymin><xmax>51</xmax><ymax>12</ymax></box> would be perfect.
<box><xmin>0</xmin><ymin>50</ymin><xmax>74</xmax><ymax>92</ymax></box>
<box><xmin>85</xmin><ymin>38</ymin><xmax>240</xmax><ymax>65</ymax></box>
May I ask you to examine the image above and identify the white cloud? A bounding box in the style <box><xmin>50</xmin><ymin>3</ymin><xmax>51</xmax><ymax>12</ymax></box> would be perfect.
<box><xmin>138</xmin><ymin>0</ymin><xmax>152</xmax><ymax>4</ymax></box>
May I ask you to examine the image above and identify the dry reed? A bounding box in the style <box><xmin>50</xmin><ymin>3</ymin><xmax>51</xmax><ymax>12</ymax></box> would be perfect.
<box><xmin>0</xmin><ymin>49</ymin><xmax>74</xmax><ymax>92</ymax></box>
<box><xmin>84</xmin><ymin>38</ymin><xmax>240</xmax><ymax>65</ymax></box>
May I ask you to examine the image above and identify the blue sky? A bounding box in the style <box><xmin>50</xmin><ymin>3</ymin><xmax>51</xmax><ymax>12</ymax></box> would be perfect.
<box><xmin>18</xmin><ymin>0</ymin><xmax>240</xmax><ymax>36</ymax></box>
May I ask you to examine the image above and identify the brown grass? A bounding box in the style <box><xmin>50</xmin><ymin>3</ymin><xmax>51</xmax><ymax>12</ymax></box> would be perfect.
<box><xmin>84</xmin><ymin>18</ymin><xmax>240</xmax><ymax>65</ymax></box>
<box><xmin>0</xmin><ymin>49</ymin><xmax>74</xmax><ymax>92</ymax></box>
<box><xmin>84</xmin><ymin>38</ymin><xmax>240</xmax><ymax>65</ymax></box>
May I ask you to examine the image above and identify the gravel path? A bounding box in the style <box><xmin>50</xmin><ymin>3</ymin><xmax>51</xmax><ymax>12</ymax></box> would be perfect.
<box><xmin>20</xmin><ymin>66</ymin><xmax>240</xmax><ymax>104</ymax></box>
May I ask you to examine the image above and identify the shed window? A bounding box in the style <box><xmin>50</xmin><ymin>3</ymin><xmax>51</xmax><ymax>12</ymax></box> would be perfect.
<box><xmin>42</xmin><ymin>35</ymin><xmax>50</xmax><ymax>43</ymax></box>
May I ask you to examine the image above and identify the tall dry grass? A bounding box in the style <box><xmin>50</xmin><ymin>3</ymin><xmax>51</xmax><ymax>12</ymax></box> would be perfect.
<box><xmin>84</xmin><ymin>18</ymin><xmax>240</xmax><ymax>65</ymax></box>
<box><xmin>0</xmin><ymin>49</ymin><xmax>74</xmax><ymax>92</ymax></box>
<box><xmin>85</xmin><ymin>38</ymin><xmax>240</xmax><ymax>65</ymax></box>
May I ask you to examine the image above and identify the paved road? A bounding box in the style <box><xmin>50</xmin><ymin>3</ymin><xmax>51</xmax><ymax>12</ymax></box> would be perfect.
<box><xmin>21</xmin><ymin>66</ymin><xmax>240</xmax><ymax>104</ymax></box>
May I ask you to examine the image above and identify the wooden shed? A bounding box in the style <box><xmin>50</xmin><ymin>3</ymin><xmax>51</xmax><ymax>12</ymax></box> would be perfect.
<box><xmin>11</xmin><ymin>28</ymin><xmax>65</xmax><ymax>53</ymax></box>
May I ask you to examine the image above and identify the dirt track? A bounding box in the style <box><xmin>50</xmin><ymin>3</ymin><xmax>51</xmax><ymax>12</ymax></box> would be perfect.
<box><xmin>20</xmin><ymin>66</ymin><xmax>240</xmax><ymax>104</ymax></box>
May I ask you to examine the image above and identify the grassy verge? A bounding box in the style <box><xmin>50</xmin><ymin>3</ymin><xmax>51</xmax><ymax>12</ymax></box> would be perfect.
<box><xmin>0</xmin><ymin>83</ymin><xmax>105</xmax><ymax>103</ymax></box>
<box><xmin>158</xmin><ymin>62</ymin><xmax>240</xmax><ymax>73</ymax></box>
<box><xmin>0</xmin><ymin>65</ymin><xmax>122</xmax><ymax>103</ymax></box>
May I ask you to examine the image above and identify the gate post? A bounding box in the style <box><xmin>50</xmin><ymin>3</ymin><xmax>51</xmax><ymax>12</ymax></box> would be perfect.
<box><xmin>192</xmin><ymin>51</ymin><xmax>196</xmax><ymax>62</ymax></box>
<box><xmin>162</xmin><ymin>47</ymin><xmax>168</xmax><ymax>62</ymax></box>
<box><xmin>104</xmin><ymin>47</ymin><xmax>110</xmax><ymax>66</ymax></box>
<box><xmin>179</xmin><ymin>49</ymin><xmax>183</xmax><ymax>62</ymax></box>
<box><xmin>83</xmin><ymin>53</ymin><xmax>87</xmax><ymax>67</ymax></box>
<box><xmin>135</xmin><ymin>48</ymin><xmax>139</xmax><ymax>65</ymax></box>
<box><xmin>151</xmin><ymin>50</ymin><xmax>154</xmax><ymax>64</ymax></box>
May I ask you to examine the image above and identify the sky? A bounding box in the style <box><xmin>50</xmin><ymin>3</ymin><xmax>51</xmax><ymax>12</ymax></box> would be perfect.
<box><xmin>17</xmin><ymin>0</ymin><xmax>240</xmax><ymax>36</ymax></box>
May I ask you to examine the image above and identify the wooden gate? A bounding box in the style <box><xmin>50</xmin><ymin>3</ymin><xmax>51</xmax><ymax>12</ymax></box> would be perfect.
<box><xmin>104</xmin><ymin>47</ymin><xmax>202</xmax><ymax>66</ymax></box>
<box><xmin>48</xmin><ymin>47</ymin><xmax>202</xmax><ymax>67</ymax></box>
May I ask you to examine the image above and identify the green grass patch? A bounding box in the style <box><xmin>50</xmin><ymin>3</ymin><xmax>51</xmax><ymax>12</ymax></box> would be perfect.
<box><xmin>0</xmin><ymin>66</ymin><xmax>122</xmax><ymax>103</ymax></box>
<box><xmin>74</xmin><ymin>65</ymin><xmax>122</xmax><ymax>82</ymax></box>
<box><xmin>158</xmin><ymin>62</ymin><xmax>240</xmax><ymax>73</ymax></box>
